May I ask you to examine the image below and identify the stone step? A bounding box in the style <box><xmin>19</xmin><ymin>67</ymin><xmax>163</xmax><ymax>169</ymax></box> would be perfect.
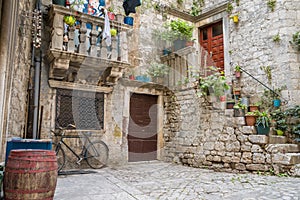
<box><xmin>266</xmin><ymin>144</ymin><xmax>300</xmax><ymax>153</ymax></box>
<box><xmin>272</xmin><ymin>153</ymin><xmax>300</xmax><ymax>165</ymax></box>
<box><xmin>268</xmin><ymin>135</ymin><xmax>287</xmax><ymax>144</ymax></box>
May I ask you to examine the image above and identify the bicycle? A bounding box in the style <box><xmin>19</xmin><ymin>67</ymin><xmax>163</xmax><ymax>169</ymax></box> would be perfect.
<box><xmin>51</xmin><ymin>124</ymin><xmax>109</xmax><ymax>171</ymax></box>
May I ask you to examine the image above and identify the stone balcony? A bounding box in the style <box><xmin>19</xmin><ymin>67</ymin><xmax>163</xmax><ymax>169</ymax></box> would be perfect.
<box><xmin>47</xmin><ymin>5</ymin><xmax>132</xmax><ymax>86</ymax></box>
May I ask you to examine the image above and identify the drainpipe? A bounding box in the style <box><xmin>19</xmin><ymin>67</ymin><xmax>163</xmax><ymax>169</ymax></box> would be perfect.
<box><xmin>32</xmin><ymin>0</ymin><xmax>42</xmax><ymax>139</ymax></box>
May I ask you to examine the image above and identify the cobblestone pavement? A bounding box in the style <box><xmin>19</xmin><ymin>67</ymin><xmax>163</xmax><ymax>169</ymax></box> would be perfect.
<box><xmin>54</xmin><ymin>161</ymin><xmax>300</xmax><ymax>200</ymax></box>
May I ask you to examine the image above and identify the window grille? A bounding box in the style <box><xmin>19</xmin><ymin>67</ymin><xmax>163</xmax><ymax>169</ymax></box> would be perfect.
<box><xmin>56</xmin><ymin>89</ymin><xmax>104</xmax><ymax>130</ymax></box>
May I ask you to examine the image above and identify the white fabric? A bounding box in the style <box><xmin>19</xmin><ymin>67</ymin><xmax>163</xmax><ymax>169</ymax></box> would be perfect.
<box><xmin>102</xmin><ymin>9</ymin><xmax>111</xmax><ymax>46</ymax></box>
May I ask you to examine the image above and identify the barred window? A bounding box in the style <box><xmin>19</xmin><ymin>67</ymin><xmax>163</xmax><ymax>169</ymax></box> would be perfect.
<box><xmin>56</xmin><ymin>89</ymin><xmax>104</xmax><ymax>130</ymax></box>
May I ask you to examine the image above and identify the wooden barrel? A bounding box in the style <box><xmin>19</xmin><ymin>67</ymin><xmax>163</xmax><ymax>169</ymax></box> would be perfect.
<box><xmin>4</xmin><ymin>150</ymin><xmax>58</xmax><ymax>200</ymax></box>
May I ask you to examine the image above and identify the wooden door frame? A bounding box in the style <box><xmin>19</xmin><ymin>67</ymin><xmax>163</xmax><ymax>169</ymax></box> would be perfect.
<box><xmin>123</xmin><ymin>89</ymin><xmax>164</xmax><ymax>162</ymax></box>
<box><xmin>195</xmin><ymin>10</ymin><xmax>230</xmax><ymax>77</ymax></box>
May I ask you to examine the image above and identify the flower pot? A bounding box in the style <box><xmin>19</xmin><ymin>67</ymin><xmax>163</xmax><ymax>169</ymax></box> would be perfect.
<box><xmin>276</xmin><ymin>129</ymin><xmax>284</xmax><ymax>136</ymax></box>
<box><xmin>163</xmin><ymin>49</ymin><xmax>171</xmax><ymax>55</ymax></box>
<box><xmin>219</xmin><ymin>95</ymin><xmax>226</xmax><ymax>102</ymax></box>
<box><xmin>256</xmin><ymin>124</ymin><xmax>270</xmax><ymax>135</ymax></box>
<box><xmin>273</xmin><ymin>99</ymin><xmax>281</xmax><ymax>107</ymax></box>
<box><xmin>108</xmin><ymin>12</ymin><xmax>115</xmax><ymax>21</ymax></box>
<box><xmin>135</xmin><ymin>75</ymin><xmax>143</xmax><ymax>81</ymax></box>
<box><xmin>173</xmin><ymin>39</ymin><xmax>186</xmax><ymax>51</ymax></box>
<box><xmin>129</xmin><ymin>75</ymin><xmax>135</xmax><ymax>80</ymax></box>
<box><xmin>245</xmin><ymin>115</ymin><xmax>257</xmax><ymax>126</ymax></box>
<box><xmin>234</xmin><ymin>108</ymin><xmax>245</xmax><ymax>117</ymax></box>
<box><xmin>235</xmin><ymin>71</ymin><xmax>241</xmax><ymax>78</ymax></box>
<box><xmin>233</xmin><ymin>15</ymin><xmax>239</xmax><ymax>23</ymax></box>
<box><xmin>249</xmin><ymin>105</ymin><xmax>259</xmax><ymax>112</ymax></box>
<box><xmin>234</xmin><ymin>94</ymin><xmax>241</xmax><ymax>100</ymax></box>
<box><xmin>233</xmin><ymin>90</ymin><xmax>241</xmax><ymax>95</ymax></box>
<box><xmin>226</xmin><ymin>102</ymin><xmax>235</xmax><ymax>109</ymax></box>
<box><xmin>124</xmin><ymin>16</ymin><xmax>134</xmax><ymax>26</ymax></box>
<box><xmin>53</xmin><ymin>0</ymin><xmax>66</xmax><ymax>6</ymax></box>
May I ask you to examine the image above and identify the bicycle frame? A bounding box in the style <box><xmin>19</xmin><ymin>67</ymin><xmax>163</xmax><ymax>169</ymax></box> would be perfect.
<box><xmin>56</xmin><ymin>132</ymin><xmax>94</xmax><ymax>162</ymax></box>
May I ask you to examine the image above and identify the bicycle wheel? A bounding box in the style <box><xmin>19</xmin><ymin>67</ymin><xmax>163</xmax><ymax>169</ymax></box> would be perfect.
<box><xmin>52</xmin><ymin>143</ymin><xmax>66</xmax><ymax>171</ymax></box>
<box><xmin>85</xmin><ymin>141</ymin><xmax>108</xmax><ymax>169</ymax></box>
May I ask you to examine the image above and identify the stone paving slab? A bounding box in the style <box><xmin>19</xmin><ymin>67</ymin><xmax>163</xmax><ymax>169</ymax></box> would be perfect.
<box><xmin>54</xmin><ymin>161</ymin><xmax>300</xmax><ymax>200</ymax></box>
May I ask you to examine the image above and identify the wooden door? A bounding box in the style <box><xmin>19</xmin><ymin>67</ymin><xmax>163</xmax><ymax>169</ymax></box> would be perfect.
<box><xmin>199</xmin><ymin>21</ymin><xmax>224</xmax><ymax>72</ymax></box>
<box><xmin>128</xmin><ymin>93</ymin><xmax>158</xmax><ymax>162</ymax></box>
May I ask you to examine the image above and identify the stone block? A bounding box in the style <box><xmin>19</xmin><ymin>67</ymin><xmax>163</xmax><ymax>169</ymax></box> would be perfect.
<box><xmin>241</xmin><ymin>144</ymin><xmax>251</xmax><ymax>152</ymax></box>
<box><xmin>219</xmin><ymin>134</ymin><xmax>230</xmax><ymax>142</ymax></box>
<box><xmin>253</xmin><ymin>153</ymin><xmax>266</xmax><ymax>164</ymax></box>
<box><xmin>203</xmin><ymin>141</ymin><xmax>215</xmax><ymax>150</ymax></box>
<box><xmin>235</xmin><ymin>163</ymin><xmax>246</xmax><ymax>171</ymax></box>
<box><xmin>251</xmin><ymin>144</ymin><xmax>264</xmax><ymax>153</ymax></box>
<box><xmin>225</xmin><ymin>141</ymin><xmax>240</xmax><ymax>152</ymax></box>
<box><xmin>246</xmin><ymin>164</ymin><xmax>268</xmax><ymax>171</ymax></box>
<box><xmin>237</xmin><ymin>135</ymin><xmax>248</xmax><ymax>143</ymax></box>
<box><xmin>214</xmin><ymin>142</ymin><xmax>225</xmax><ymax>151</ymax></box>
<box><xmin>234</xmin><ymin>117</ymin><xmax>246</xmax><ymax>126</ymax></box>
<box><xmin>272</xmin><ymin>153</ymin><xmax>300</xmax><ymax>165</ymax></box>
<box><xmin>226</xmin><ymin>127</ymin><xmax>235</xmax><ymax>135</ymax></box>
<box><xmin>268</xmin><ymin>135</ymin><xmax>287</xmax><ymax>144</ymax></box>
<box><xmin>225</xmin><ymin>109</ymin><xmax>234</xmax><ymax>116</ymax></box>
<box><xmin>266</xmin><ymin>144</ymin><xmax>300</xmax><ymax>154</ymax></box>
<box><xmin>248</xmin><ymin>135</ymin><xmax>268</xmax><ymax>144</ymax></box>
<box><xmin>241</xmin><ymin>152</ymin><xmax>252</xmax><ymax>164</ymax></box>
<box><xmin>240</xmin><ymin>126</ymin><xmax>257</xmax><ymax>135</ymax></box>
<box><xmin>222</xmin><ymin>156</ymin><xmax>232</xmax><ymax>163</ymax></box>
<box><xmin>212</xmin><ymin>156</ymin><xmax>222</xmax><ymax>162</ymax></box>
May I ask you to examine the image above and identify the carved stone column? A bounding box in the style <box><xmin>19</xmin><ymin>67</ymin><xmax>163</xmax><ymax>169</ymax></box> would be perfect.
<box><xmin>79</xmin><ymin>21</ymin><xmax>87</xmax><ymax>55</ymax></box>
<box><xmin>119</xmin><ymin>31</ymin><xmax>128</xmax><ymax>62</ymax></box>
<box><xmin>51</xmin><ymin>13</ymin><xmax>64</xmax><ymax>50</ymax></box>
<box><xmin>90</xmin><ymin>24</ymin><xmax>99</xmax><ymax>57</ymax></box>
<box><xmin>111</xmin><ymin>36</ymin><xmax>118</xmax><ymax>60</ymax></box>
<box><xmin>67</xmin><ymin>25</ymin><xmax>76</xmax><ymax>52</ymax></box>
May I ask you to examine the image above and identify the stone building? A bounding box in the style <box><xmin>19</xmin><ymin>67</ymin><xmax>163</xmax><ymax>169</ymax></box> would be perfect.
<box><xmin>0</xmin><ymin>0</ymin><xmax>299</xmax><ymax>175</ymax></box>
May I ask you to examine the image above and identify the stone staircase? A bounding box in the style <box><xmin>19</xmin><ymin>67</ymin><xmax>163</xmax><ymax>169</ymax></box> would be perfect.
<box><xmin>266</xmin><ymin>136</ymin><xmax>300</xmax><ymax>166</ymax></box>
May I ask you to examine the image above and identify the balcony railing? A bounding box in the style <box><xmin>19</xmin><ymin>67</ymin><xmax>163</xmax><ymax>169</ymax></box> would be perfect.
<box><xmin>47</xmin><ymin>5</ymin><xmax>132</xmax><ymax>85</ymax></box>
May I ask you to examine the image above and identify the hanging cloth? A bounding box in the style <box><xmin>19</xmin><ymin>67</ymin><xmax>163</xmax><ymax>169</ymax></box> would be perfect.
<box><xmin>123</xmin><ymin>0</ymin><xmax>141</xmax><ymax>16</ymax></box>
<box><xmin>102</xmin><ymin>9</ymin><xmax>111</xmax><ymax>46</ymax></box>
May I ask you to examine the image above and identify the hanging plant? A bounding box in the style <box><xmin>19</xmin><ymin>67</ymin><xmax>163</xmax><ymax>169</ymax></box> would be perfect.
<box><xmin>267</xmin><ymin>0</ymin><xmax>276</xmax><ymax>12</ymax></box>
<box><xmin>272</xmin><ymin>33</ymin><xmax>281</xmax><ymax>42</ymax></box>
<box><xmin>290</xmin><ymin>31</ymin><xmax>300</xmax><ymax>51</ymax></box>
<box><xmin>226</xmin><ymin>3</ymin><xmax>234</xmax><ymax>14</ymax></box>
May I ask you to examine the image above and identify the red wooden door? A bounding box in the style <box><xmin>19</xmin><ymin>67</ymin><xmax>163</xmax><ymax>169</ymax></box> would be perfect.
<box><xmin>128</xmin><ymin>93</ymin><xmax>158</xmax><ymax>162</ymax></box>
<box><xmin>199</xmin><ymin>21</ymin><xmax>224</xmax><ymax>72</ymax></box>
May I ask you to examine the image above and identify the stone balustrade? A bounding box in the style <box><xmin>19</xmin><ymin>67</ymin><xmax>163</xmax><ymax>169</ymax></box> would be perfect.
<box><xmin>47</xmin><ymin>5</ymin><xmax>131</xmax><ymax>85</ymax></box>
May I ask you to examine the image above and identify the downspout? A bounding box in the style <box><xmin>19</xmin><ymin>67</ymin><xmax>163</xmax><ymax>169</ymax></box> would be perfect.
<box><xmin>32</xmin><ymin>0</ymin><xmax>42</xmax><ymax>139</ymax></box>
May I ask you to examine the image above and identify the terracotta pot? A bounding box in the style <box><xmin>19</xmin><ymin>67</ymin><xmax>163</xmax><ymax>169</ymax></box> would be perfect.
<box><xmin>226</xmin><ymin>102</ymin><xmax>235</xmax><ymax>109</ymax></box>
<box><xmin>129</xmin><ymin>75</ymin><xmax>135</xmax><ymax>80</ymax></box>
<box><xmin>234</xmin><ymin>90</ymin><xmax>241</xmax><ymax>95</ymax></box>
<box><xmin>249</xmin><ymin>105</ymin><xmax>259</xmax><ymax>112</ymax></box>
<box><xmin>245</xmin><ymin>115</ymin><xmax>257</xmax><ymax>126</ymax></box>
<box><xmin>219</xmin><ymin>95</ymin><xmax>226</xmax><ymax>102</ymax></box>
<box><xmin>235</xmin><ymin>71</ymin><xmax>241</xmax><ymax>78</ymax></box>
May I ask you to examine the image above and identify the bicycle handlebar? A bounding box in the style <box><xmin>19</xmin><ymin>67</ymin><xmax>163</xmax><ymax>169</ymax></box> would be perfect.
<box><xmin>51</xmin><ymin>124</ymin><xmax>76</xmax><ymax>136</ymax></box>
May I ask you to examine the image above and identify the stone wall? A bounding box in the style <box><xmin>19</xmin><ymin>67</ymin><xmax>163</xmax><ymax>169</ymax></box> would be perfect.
<box><xmin>0</xmin><ymin>0</ymin><xmax>35</xmax><ymax>161</ymax></box>
<box><xmin>163</xmin><ymin>88</ymin><xmax>299</xmax><ymax>175</ymax></box>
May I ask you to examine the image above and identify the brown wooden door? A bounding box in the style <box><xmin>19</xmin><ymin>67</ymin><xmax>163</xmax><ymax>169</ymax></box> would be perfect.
<box><xmin>128</xmin><ymin>93</ymin><xmax>158</xmax><ymax>162</ymax></box>
<box><xmin>199</xmin><ymin>21</ymin><xmax>224</xmax><ymax>72</ymax></box>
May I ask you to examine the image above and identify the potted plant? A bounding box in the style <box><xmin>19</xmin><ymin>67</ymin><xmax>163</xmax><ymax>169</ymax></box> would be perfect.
<box><xmin>198</xmin><ymin>67</ymin><xmax>230</xmax><ymax>98</ymax></box>
<box><xmin>271</xmin><ymin>109</ymin><xmax>287</xmax><ymax>136</ymax></box>
<box><xmin>234</xmin><ymin>65</ymin><xmax>241</xmax><ymax>78</ymax></box>
<box><xmin>226</xmin><ymin>100</ymin><xmax>235</xmax><ymax>109</ymax></box>
<box><xmin>249</xmin><ymin>101</ymin><xmax>261</xmax><ymax>111</ymax></box>
<box><xmin>245</xmin><ymin>111</ymin><xmax>259</xmax><ymax>126</ymax></box>
<box><xmin>233</xmin><ymin>102</ymin><xmax>247</xmax><ymax>117</ymax></box>
<box><xmin>163</xmin><ymin>19</ymin><xmax>194</xmax><ymax>51</ymax></box>
<box><xmin>53</xmin><ymin>0</ymin><xmax>66</xmax><ymax>6</ymax></box>
<box><xmin>107</xmin><ymin>6</ymin><xmax>115</xmax><ymax>20</ymax></box>
<box><xmin>256</xmin><ymin>111</ymin><xmax>271</xmax><ymax>135</ymax></box>
<box><xmin>147</xmin><ymin>63</ymin><xmax>169</xmax><ymax>84</ymax></box>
